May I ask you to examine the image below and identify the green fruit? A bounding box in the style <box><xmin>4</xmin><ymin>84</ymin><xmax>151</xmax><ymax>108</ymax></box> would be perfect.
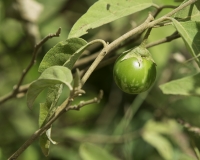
<box><xmin>113</xmin><ymin>46</ymin><xmax>156</xmax><ymax>94</ymax></box>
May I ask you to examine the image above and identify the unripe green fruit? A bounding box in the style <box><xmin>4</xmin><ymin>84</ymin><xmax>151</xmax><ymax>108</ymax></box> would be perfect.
<box><xmin>113</xmin><ymin>46</ymin><xmax>156</xmax><ymax>94</ymax></box>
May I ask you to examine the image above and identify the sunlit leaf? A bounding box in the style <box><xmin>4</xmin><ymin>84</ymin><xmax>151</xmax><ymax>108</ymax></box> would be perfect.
<box><xmin>38</xmin><ymin>38</ymin><xmax>87</xmax><ymax>72</ymax></box>
<box><xmin>173</xmin><ymin>0</ymin><xmax>200</xmax><ymax>21</ymax></box>
<box><xmin>194</xmin><ymin>147</ymin><xmax>200</xmax><ymax>160</ymax></box>
<box><xmin>27</xmin><ymin>66</ymin><xmax>73</xmax><ymax>108</ymax></box>
<box><xmin>68</xmin><ymin>0</ymin><xmax>154</xmax><ymax>38</ymax></box>
<box><xmin>171</xmin><ymin>19</ymin><xmax>200</xmax><ymax>66</ymax></box>
<box><xmin>143</xmin><ymin>119</ymin><xmax>179</xmax><ymax>135</ymax></box>
<box><xmin>142</xmin><ymin>132</ymin><xmax>173</xmax><ymax>160</ymax></box>
<box><xmin>159</xmin><ymin>73</ymin><xmax>200</xmax><ymax>96</ymax></box>
<box><xmin>79</xmin><ymin>143</ymin><xmax>118</xmax><ymax>160</ymax></box>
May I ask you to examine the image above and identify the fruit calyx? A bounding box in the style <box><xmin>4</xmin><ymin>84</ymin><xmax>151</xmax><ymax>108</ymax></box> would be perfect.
<box><xmin>121</xmin><ymin>45</ymin><xmax>156</xmax><ymax>65</ymax></box>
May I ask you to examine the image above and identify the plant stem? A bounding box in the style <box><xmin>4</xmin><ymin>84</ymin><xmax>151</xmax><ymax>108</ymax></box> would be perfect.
<box><xmin>0</xmin><ymin>28</ymin><xmax>61</xmax><ymax>106</ymax></box>
<box><xmin>81</xmin><ymin>13</ymin><xmax>154</xmax><ymax>86</ymax></box>
<box><xmin>8</xmin><ymin>0</ymin><xmax>197</xmax><ymax>159</ymax></box>
<box><xmin>13</xmin><ymin>28</ymin><xmax>61</xmax><ymax>93</ymax></box>
<box><xmin>8</xmin><ymin>88</ymin><xmax>103</xmax><ymax>160</ymax></box>
<box><xmin>8</xmin><ymin>98</ymin><xmax>70</xmax><ymax>160</ymax></box>
<box><xmin>81</xmin><ymin>0</ymin><xmax>196</xmax><ymax>86</ymax></box>
<box><xmin>145</xmin><ymin>31</ymin><xmax>180</xmax><ymax>48</ymax></box>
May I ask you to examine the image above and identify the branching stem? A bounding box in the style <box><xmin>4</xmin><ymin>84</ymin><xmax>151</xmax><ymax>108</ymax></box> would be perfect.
<box><xmin>8</xmin><ymin>0</ymin><xmax>197</xmax><ymax>159</ymax></box>
<box><xmin>0</xmin><ymin>28</ymin><xmax>61</xmax><ymax>106</ymax></box>
<box><xmin>81</xmin><ymin>0</ymin><xmax>196</xmax><ymax>86</ymax></box>
<box><xmin>14</xmin><ymin>28</ymin><xmax>61</xmax><ymax>93</ymax></box>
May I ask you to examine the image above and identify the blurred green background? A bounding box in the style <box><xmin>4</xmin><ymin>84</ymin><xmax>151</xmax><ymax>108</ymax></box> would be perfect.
<box><xmin>0</xmin><ymin>0</ymin><xmax>200</xmax><ymax>159</ymax></box>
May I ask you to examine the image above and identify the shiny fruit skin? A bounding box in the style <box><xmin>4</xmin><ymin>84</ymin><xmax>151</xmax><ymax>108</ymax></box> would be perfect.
<box><xmin>113</xmin><ymin>53</ymin><xmax>156</xmax><ymax>94</ymax></box>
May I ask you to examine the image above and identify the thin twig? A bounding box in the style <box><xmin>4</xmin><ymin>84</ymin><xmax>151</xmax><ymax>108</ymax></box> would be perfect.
<box><xmin>0</xmin><ymin>31</ymin><xmax>180</xmax><ymax>105</ymax></box>
<box><xmin>0</xmin><ymin>28</ymin><xmax>61</xmax><ymax>106</ymax></box>
<box><xmin>8</xmin><ymin>0</ymin><xmax>197</xmax><ymax>159</ymax></box>
<box><xmin>150</xmin><ymin>0</ymin><xmax>196</xmax><ymax>25</ymax></box>
<box><xmin>73</xmin><ymin>33</ymin><xmax>143</xmax><ymax>70</ymax></box>
<box><xmin>1</xmin><ymin>0</ymin><xmax>195</xmax><ymax>106</ymax></box>
<box><xmin>8</xmin><ymin>88</ymin><xmax>103</xmax><ymax>160</ymax></box>
<box><xmin>81</xmin><ymin>0</ymin><xmax>196</xmax><ymax>86</ymax></box>
<box><xmin>14</xmin><ymin>27</ymin><xmax>61</xmax><ymax>93</ymax></box>
<box><xmin>0</xmin><ymin>2</ymin><xmax>180</xmax><ymax>106</ymax></box>
<box><xmin>0</xmin><ymin>83</ymin><xmax>30</xmax><ymax>105</ymax></box>
<box><xmin>81</xmin><ymin>13</ymin><xmax>154</xmax><ymax>86</ymax></box>
<box><xmin>74</xmin><ymin>52</ymin><xmax>99</xmax><ymax>68</ymax></box>
<box><xmin>177</xmin><ymin>118</ymin><xmax>200</xmax><ymax>135</ymax></box>
<box><xmin>8</xmin><ymin>97</ymin><xmax>71</xmax><ymax>160</ymax></box>
<box><xmin>93</xmin><ymin>32</ymin><xmax>180</xmax><ymax>70</ymax></box>
<box><xmin>67</xmin><ymin>90</ymin><xmax>103</xmax><ymax>111</ymax></box>
<box><xmin>142</xmin><ymin>4</ymin><xmax>176</xmax><ymax>42</ymax></box>
<box><xmin>146</xmin><ymin>31</ymin><xmax>180</xmax><ymax>48</ymax></box>
<box><xmin>73</xmin><ymin>4</ymin><xmax>178</xmax><ymax>70</ymax></box>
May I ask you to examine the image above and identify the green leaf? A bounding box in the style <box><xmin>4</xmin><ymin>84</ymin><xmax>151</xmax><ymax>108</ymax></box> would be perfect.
<box><xmin>39</xmin><ymin>103</ymin><xmax>51</xmax><ymax>156</ymax></box>
<box><xmin>73</xmin><ymin>69</ymin><xmax>81</xmax><ymax>89</ymax></box>
<box><xmin>159</xmin><ymin>73</ymin><xmax>200</xmax><ymax>96</ymax></box>
<box><xmin>173</xmin><ymin>0</ymin><xmax>200</xmax><ymax>21</ymax></box>
<box><xmin>171</xmin><ymin>19</ymin><xmax>200</xmax><ymax>66</ymax></box>
<box><xmin>36</xmin><ymin>37</ymin><xmax>86</xmax><ymax>155</ymax></box>
<box><xmin>39</xmin><ymin>84</ymin><xmax>63</xmax><ymax>127</ymax></box>
<box><xmin>79</xmin><ymin>143</ymin><xmax>118</xmax><ymax>160</ymax></box>
<box><xmin>39</xmin><ymin>85</ymin><xmax>63</xmax><ymax>156</ymax></box>
<box><xmin>68</xmin><ymin>0</ymin><xmax>154</xmax><ymax>38</ymax></box>
<box><xmin>38</xmin><ymin>85</ymin><xmax>63</xmax><ymax>157</ymax></box>
<box><xmin>143</xmin><ymin>119</ymin><xmax>179</xmax><ymax>135</ymax></box>
<box><xmin>39</xmin><ymin>103</ymin><xmax>49</xmax><ymax>127</ymax></box>
<box><xmin>39</xmin><ymin>131</ymin><xmax>50</xmax><ymax>157</ymax></box>
<box><xmin>194</xmin><ymin>147</ymin><xmax>200</xmax><ymax>160</ymax></box>
<box><xmin>38</xmin><ymin>38</ymin><xmax>87</xmax><ymax>72</ymax></box>
<box><xmin>142</xmin><ymin>132</ymin><xmax>174</xmax><ymax>160</ymax></box>
<box><xmin>64</xmin><ymin>42</ymin><xmax>91</xmax><ymax>69</ymax></box>
<box><xmin>27</xmin><ymin>66</ymin><xmax>73</xmax><ymax>108</ymax></box>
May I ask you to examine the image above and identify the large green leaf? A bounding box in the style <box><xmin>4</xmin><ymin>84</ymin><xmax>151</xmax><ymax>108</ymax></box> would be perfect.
<box><xmin>142</xmin><ymin>132</ymin><xmax>173</xmax><ymax>160</ymax></box>
<box><xmin>142</xmin><ymin>119</ymin><xmax>175</xmax><ymax>160</ymax></box>
<box><xmin>159</xmin><ymin>73</ymin><xmax>200</xmax><ymax>96</ymax></box>
<box><xmin>173</xmin><ymin>0</ymin><xmax>200</xmax><ymax>21</ymax></box>
<box><xmin>142</xmin><ymin>119</ymin><xmax>197</xmax><ymax>160</ymax></box>
<box><xmin>27</xmin><ymin>66</ymin><xmax>73</xmax><ymax>108</ymax></box>
<box><xmin>79</xmin><ymin>143</ymin><xmax>118</xmax><ymax>160</ymax></box>
<box><xmin>171</xmin><ymin>19</ymin><xmax>200</xmax><ymax>66</ymax></box>
<box><xmin>38</xmin><ymin>38</ymin><xmax>87</xmax><ymax>72</ymax></box>
<box><xmin>143</xmin><ymin>119</ymin><xmax>177</xmax><ymax>135</ymax></box>
<box><xmin>68</xmin><ymin>0</ymin><xmax>154</xmax><ymax>38</ymax></box>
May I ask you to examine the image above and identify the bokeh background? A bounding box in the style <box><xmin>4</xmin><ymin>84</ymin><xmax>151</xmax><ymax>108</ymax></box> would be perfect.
<box><xmin>0</xmin><ymin>0</ymin><xmax>200</xmax><ymax>159</ymax></box>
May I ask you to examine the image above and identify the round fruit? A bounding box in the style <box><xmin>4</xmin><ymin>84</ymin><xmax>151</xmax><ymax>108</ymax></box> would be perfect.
<box><xmin>113</xmin><ymin>48</ymin><xmax>156</xmax><ymax>94</ymax></box>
